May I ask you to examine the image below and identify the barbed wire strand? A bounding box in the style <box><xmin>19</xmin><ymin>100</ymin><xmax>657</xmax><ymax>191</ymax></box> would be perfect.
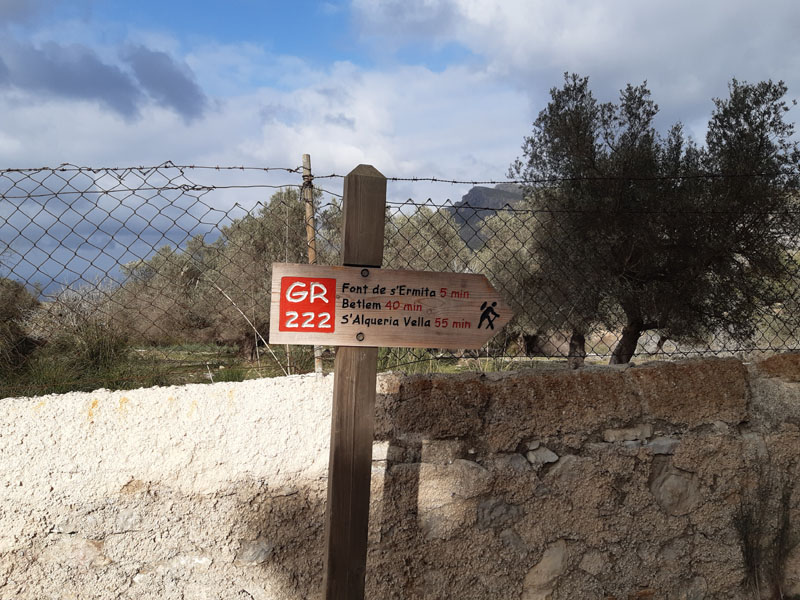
<box><xmin>315</xmin><ymin>171</ymin><xmax>800</xmax><ymax>185</ymax></box>
<box><xmin>0</xmin><ymin>162</ymin><xmax>302</xmax><ymax>174</ymax></box>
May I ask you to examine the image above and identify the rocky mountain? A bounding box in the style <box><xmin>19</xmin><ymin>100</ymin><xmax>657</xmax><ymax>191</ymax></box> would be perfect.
<box><xmin>448</xmin><ymin>183</ymin><xmax>523</xmax><ymax>249</ymax></box>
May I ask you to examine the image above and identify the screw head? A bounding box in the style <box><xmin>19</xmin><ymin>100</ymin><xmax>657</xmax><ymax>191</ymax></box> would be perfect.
<box><xmin>356</xmin><ymin>332</ymin><xmax>365</xmax><ymax>342</ymax></box>
<box><xmin>360</xmin><ymin>268</ymin><xmax>369</xmax><ymax>277</ymax></box>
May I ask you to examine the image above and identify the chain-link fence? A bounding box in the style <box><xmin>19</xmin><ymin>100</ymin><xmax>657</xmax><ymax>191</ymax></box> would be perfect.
<box><xmin>1</xmin><ymin>163</ymin><xmax>799</xmax><ymax>397</ymax></box>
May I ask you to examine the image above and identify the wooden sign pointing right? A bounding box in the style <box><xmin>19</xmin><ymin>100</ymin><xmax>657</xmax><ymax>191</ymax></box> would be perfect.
<box><xmin>269</xmin><ymin>263</ymin><xmax>513</xmax><ymax>349</ymax></box>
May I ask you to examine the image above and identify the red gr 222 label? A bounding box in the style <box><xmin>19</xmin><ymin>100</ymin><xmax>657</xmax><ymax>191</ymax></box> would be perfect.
<box><xmin>278</xmin><ymin>276</ymin><xmax>336</xmax><ymax>333</ymax></box>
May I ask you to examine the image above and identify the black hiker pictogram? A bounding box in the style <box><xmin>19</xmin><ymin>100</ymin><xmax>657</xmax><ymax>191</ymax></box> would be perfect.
<box><xmin>478</xmin><ymin>301</ymin><xmax>500</xmax><ymax>330</ymax></box>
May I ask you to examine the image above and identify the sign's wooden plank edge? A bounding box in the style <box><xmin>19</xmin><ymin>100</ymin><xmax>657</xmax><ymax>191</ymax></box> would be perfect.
<box><xmin>272</xmin><ymin>262</ymin><xmax>504</xmax><ymax>284</ymax></box>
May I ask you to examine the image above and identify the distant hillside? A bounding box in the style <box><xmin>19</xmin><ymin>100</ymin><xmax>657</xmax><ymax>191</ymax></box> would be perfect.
<box><xmin>448</xmin><ymin>184</ymin><xmax>523</xmax><ymax>249</ymax></box>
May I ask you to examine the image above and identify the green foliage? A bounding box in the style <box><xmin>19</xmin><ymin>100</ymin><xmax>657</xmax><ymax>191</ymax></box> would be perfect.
<box><xmin>1</xmin><ymin>187</ymin><xmax>346</xmax><ymax>395</ymax></box>
<box><xmin>0</xmin><ymin>278</ymin><xmax>39</xmax><ymax>371</ymax></box>
<box><xmin>316</xmin><ymin>197</ymin><xmax>343</xmax><ymax>261</ymax></box>
<box><xmin>383</xmin><ymin>206</ymin><xmax>471</xmax><ymax>272</ymax></box>
<box><xmin>378</xmin><ymin>347</ymin><xmax>460</xmax><ymax>374</ymax></box>
<box><xmin>109</xmin><ymin>188</ymin><xmax>341</xmax><ymax>356</ymax></box>
<box><xmin>509</xmin><ymin>74</ymin><xmax>800</xmax><ymax>363</ymax></box>
<box><xmin>214</xmin><ymin>365</ymin><xmax>248</xmax><ymax>382</ymax></box>
<box><xmin>473</xmin><ymin>210</ymin><xmax>551</xmax><ymax>337</ymax></box>
<box><xmin>112</xmin><ymin>241</ymin><xmax>215</xmax><ymax>344</ymax></box>
<box><xmin>0</xmin><ymin>281</ymin><xmax>174</xmax><ymax>397</ymax></box>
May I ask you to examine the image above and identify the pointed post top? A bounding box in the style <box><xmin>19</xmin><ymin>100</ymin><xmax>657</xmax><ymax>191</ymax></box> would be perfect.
<box><xmin>341</xmin><ymin>164</ymin><xmax>386</xmax><ymax>268</ymax></box>
<box><xmin>347</xmin><ymin>164</ymin><xmax>385</xmax><ymax>179</ymax></box>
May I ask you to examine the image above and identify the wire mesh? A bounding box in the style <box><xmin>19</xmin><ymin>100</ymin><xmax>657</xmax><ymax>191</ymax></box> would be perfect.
<box><xmin>0</xmin><ymin>163</ymin><xmax>330</xmax><ymax>397</ymax></box>
<box><xmin>1</xmin><ymin>163</ymin><xmax>799</xmax><ymax>397</ymax></box>
<box><xmin>381</xmin><ymin>194</ymin><xmax>800</xmax><ymax>369</ymax></box>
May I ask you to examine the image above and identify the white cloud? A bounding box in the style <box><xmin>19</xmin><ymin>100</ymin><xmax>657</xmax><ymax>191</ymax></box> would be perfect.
<box><xmin>7</xmin><ymin>0</ymin><xmax>799</xmax><ymax>290</ymax></box>
<box><xmin>351</xmin><ymin>0</ymin><xmax>800</xmax><ymax>137</ymax></box>
<box><xmin>13</xmin><ymin>0</ymin><xmax>798</xmax><ymax>211</ymax></box>
<box><xmin>0</xmin><ymin>32</ymin><xmax>529</xmax><ymax>203</ymax></box>
<box><xmin>0</xmin><ymin>44</ymin><xmax>532</xmax><ymax>291</ymax></box>
<box><xmin>234</xmin><ymin>61</ymin><xmax>528</xmax><ymax>201</ymax></box>
<box><xmin>185</xmin><ymin>42</ymin><xmax>322</xmax><ymax>96</ymax></box>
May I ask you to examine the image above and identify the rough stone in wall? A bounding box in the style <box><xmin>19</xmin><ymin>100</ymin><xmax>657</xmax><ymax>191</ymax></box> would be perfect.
<box><xmin>602</xmin><ymin>423</ymin><xmax>653</xmax><ymax>442</ymax></box>
<box><xmin>376</xmin><ymin>357</ymin><xmax>748</xmax><ymax>450</ymax></box>
<box><xmin>522</xmin><ymin>539</ymin><xmax>567</xmax><ymax>600</ymax></box>
<box><xmin>629</xmin><ymin>359</ymin><xmax>749</xmax><ymax>426</ymax></box>
<box><xmin>1</xmin><ymin>356</ymin><xmax>799</xmax><ymax>599</ymax></box>
<box><xmin>648</xmin><ymin>456</ymin><xmax>701</xmax><ymax>516</ymax></box>
<box><xmin>754</xmin><ymin>351</ymin><xmax>800</xmax><ymax>382</ymax></box>
<box><xmin>786</xmin><ymin>544</ymin><xmax>800</xmax><ymax>597</ymax></box>
<box><xmin>526</xmin><ymin>446</ymin><xmax>558</xmax><ymax>465</ymax></box>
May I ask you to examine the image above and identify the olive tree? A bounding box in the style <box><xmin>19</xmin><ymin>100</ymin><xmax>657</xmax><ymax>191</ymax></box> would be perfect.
<box><xmin>510</xmin><ymin>74</ymin><xmax>800</xmax><ymax>363</ymax></box>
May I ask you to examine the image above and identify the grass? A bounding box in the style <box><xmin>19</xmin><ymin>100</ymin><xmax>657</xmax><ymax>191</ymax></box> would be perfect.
<box><xmin>213</xmin><ymin>365</ymin><xmax>248</xmax><ymax>382</ymax></box>
<box><xmin>1</xmin><ymin>342</ymin><xmax>554</xmax><ymax>398</ymax></box>
<box><xmin>3</xmin><ymin>330</ymin><xmax>698</xmax><ymax>399</ymax></box>
<box><xmin>0</xmin><ymin>321</ymin><xmax>172</xmax><ymax>398</ymax></box>
<box><xmin>0</xmin><ymin>353</ymin><xmax>172</xmax><ymax>398</ymax></box>
<box><xmin>376</xmin><ymin>347</ymin><xmax>579</xmax><ymax>374</ymax></box>
<box><xmin>0</xmin><ymin>325</ymin><xmax>672</xmax><ymax>399</ymax></box>
<box><xmin>378</xmin><ymin>348</ymin><xmax>459</xmax><ymax>374</ymax></box>
<box><xmin>0</xmin><ymin>339</ymin><xmax>331</xmax><ymax>397</ymax></box>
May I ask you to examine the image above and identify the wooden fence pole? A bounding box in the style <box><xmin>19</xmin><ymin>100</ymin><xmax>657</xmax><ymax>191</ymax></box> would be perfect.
<box><xmin>322</xmin><ymin>164</ymin><xmax>386</xmax><ymax>600</ymax></box>
<box><xmin>302</xmin><ymin>153</ymin><xmax>324</xmax><ymax>374</ymax></box>
<box><xmin>302</xmin><ymin>154</ymin><xmax>318</xmax><ymax>265</ymax></box>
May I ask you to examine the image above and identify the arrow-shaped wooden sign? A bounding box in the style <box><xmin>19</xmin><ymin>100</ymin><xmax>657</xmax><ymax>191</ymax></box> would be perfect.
<box><xmin>269</xmin><ymin>263</ymin><xmax>512</xmax><ymax>349</ymax></box>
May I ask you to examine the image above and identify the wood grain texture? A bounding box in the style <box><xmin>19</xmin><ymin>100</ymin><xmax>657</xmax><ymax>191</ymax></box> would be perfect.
<box><xmin>341</xmin><ymin>165</ymin><xmax>386</xmax><ymax>268</ymax></box>
<box><xmin>302</xmin><ymin>153</ymin><xmax>317</xmax><ymax>266</ymax></box>
<box><xmin>323</xmin><ymin>345</ymin><xmax>379</xmax><ymax>600</ymax></box>
<box><xmin>322</xmin><ymin>165</ymin><xmax>386</xmax><ymax>600</ymax></box>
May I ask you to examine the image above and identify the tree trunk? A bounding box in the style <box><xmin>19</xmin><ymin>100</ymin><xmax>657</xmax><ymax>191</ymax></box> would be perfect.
<box><xmin>567</xmin><ymin>329</ymin><xmax>586</xmax><ymax>369</ymax></box>
<box><xmin>610</xmin><ymin>321</ymin><xmax>642</xmax><ymax>364</ymax></box>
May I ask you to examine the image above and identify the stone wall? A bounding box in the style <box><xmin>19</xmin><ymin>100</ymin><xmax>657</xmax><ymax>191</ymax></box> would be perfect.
<box><xmin>1</xmin><ymin>355</ymin><xmax>799</xmax><ymax>599</ymax></box>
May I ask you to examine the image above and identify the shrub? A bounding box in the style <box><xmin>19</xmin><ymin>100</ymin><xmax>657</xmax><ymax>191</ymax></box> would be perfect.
<box><xmin>0</xmin><ymin>278</ymin><xmax>39</xmax><ymax>372</ymax></box>
<box><xmin>214</xmin><ymin>365</ymin><xmax>248</xmax><ymax>382</ymax></box>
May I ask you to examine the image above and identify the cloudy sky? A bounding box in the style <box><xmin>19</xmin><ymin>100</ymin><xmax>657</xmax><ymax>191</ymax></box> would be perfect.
<box><xmin>2</xmin><ymin>0</ymin><xmax>799</xmax><ymax>200</ymax></box>
<box><xmin>3</xmin><ymin>0</ymin><xmax>800</xmax><ymax>292</ymax></box>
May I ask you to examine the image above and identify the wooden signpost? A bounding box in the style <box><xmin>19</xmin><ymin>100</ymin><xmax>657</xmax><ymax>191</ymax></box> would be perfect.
<box><xmin>269</xmin><ymin>164</ymin><xmax>511</xmax><ymax>600</ymax></box>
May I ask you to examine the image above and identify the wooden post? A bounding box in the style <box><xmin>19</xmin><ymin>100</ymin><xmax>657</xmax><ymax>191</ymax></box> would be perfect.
<box><xmin>302</xmin><ymin>153</ymin><xmax>318</xmax><ymax>265</ymax></box>
<box><xmin>302</xmin><ymin>153</ymin><xmax>324</xmax><ymax>374</ymax></box>
<box><xmin>322</xmin><ymin>164</ymin><xmax>386</xmax><ymax>600</ymax></box>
